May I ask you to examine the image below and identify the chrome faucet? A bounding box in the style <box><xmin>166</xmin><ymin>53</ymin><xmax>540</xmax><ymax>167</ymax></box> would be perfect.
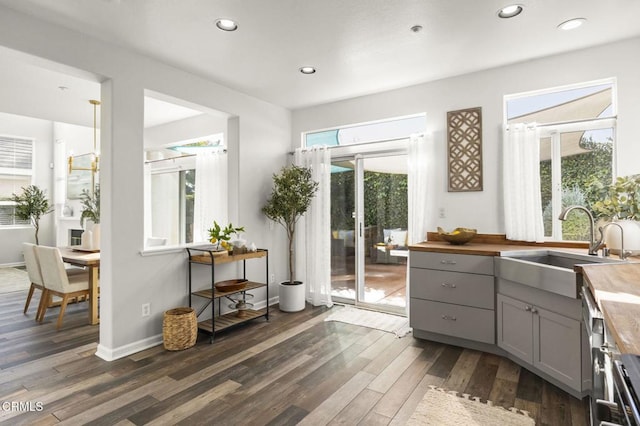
<box><xmin>558</xmin><ymin>205</ymin><xmax>603</xmax><ymax>256</ymax></box>
<box><xmin>599</xmin><ymin>222</ymin><xmax>631</xmax><ymax>260</ymax></box>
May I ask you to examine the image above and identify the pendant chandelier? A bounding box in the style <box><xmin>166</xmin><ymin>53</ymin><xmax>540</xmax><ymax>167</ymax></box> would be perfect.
<box><xmin>68</xmin><ymin>99</ymin><xmax>100</xmax><ymax>174</ymax></box>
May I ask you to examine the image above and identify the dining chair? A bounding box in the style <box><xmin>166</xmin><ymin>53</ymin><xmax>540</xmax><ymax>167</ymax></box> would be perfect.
<box><xmin>22</xmin><ymin>242</ymin><xmax>47</xmax><ymax>319</ymax></box>
<box><xmin>34</xmin><ymin>245</ymin><xmax>91</xmax><ymax>329</ymax></box>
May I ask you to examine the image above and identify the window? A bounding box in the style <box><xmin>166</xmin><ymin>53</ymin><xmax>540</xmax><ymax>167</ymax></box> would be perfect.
<box><xmin>305</xmin><ymin>115</ymin><xmax>425</xmax><ymax>148</ymax></box>
<box><xmin>146</xmin><ymin>155</ymin><xmax>196</xmax><ymax>246</ymax></box>
<box><xmin>0</xmin><ymin>136</ymin><xmax>34</xmax><ymax>226</ymax></box>
<box><xmin>505</xmin><ymin>79</ymin><xmax>616</xmax><ymax>241</ymax></box>
<box><xmin>145</xmin><ymin>135</ymin><xmax>227</xmax><ymax>247</ymax></box>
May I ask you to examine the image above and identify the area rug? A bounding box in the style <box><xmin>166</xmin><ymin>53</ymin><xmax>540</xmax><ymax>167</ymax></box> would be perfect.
<box><xmin>0</xmin><ymin>267</ymin><xmax>30</xmax><ymax>294</ymax></box>
<box><xmin>407</xmin><ymin>386</ymin><xmax>535</xmax><ymax>426</ymax></box>
<box><xmin>324</xmin><ymin>305</ymin><xmax>411</xmax><ymax>337</ymax></box>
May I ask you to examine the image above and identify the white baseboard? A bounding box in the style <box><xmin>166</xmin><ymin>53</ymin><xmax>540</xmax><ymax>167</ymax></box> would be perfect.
<box><xmin>0</xmin><ymin>261</ymin><xmax>25</xmax><ymax>268</ymax></box>
<box><xmin>95</xmin><ymin>334</ymin><xmax>163</xmax><ymax>361</ymax></box>
<box><xmin>95</xmin><ymin>296</ymin><xmax>281</xmax><ymax>362</ymax></box>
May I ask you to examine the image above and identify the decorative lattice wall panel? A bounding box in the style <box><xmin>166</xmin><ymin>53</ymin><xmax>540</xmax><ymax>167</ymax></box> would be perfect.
<box><xmin>447</xmin><ymin>107</ymin><xmax>483</xmax><ymax>192</ymax></box>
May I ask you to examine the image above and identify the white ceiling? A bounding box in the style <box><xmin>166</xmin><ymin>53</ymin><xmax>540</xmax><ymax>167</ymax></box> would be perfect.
<box><xmin>1</xmin><ymin>0</ymin><xmax>640</xmax><ymax>115</ymax></box>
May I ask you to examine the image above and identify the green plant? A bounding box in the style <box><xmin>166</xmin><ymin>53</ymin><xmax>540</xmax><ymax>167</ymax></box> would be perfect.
<box><xmin>10</xmin><ymin>185</ymin><xmax>53</xmax><ymax>245</ymax></box>
<box><xmin>262</xmin><ymin>165</ymin><xmax>319</xmax><ymax>284</ymax></box>
<box><xmin>207</xmin><ymin>221</ymin><xmax>245</xmax><ymax>250</ymax></box>
<box><xmin>80</xmin><ymin>185</ymin><xmax>100</xmax><ymax>225</ymax></box>
<box><xmin>588</xmin><ymin>174</ymin><xmax>640</xmax><ymax>221</ymax></box>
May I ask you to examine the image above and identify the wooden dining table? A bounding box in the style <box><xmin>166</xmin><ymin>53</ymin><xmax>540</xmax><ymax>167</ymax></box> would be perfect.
<box><xmin>59</xmin><ymin>247</ymin><xmax>100</xmax><ymax>325</ymax></box>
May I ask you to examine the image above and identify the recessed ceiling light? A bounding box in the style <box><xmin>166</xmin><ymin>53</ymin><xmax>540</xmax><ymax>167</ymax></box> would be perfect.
<box><xmin>215</xmin><ymin>18</ymin><xmax>238</xmax><ymax>31</ymax></box>
<box><xmin>410</xmin><ymin>25</ymin><xmax>423</xmax><ymax>33</ymax></box>
<box><xmin>58</xmin><ymin>86</ymin><xmax>69</xmax><ymax>91</ymax></box>
<box><xmin>299</xmin><ymin>66</ymin><xmax>316</xmax><ymax>75</ymax></box>
<box><xmin>558</xmin><ymin>18</ymin><xmax>586</xmax><ymax>30</ymax></box>
<box><xmin>497</xmin><ymin>4</ymin><xmax>523</xmax><ymax>18</ymax></box>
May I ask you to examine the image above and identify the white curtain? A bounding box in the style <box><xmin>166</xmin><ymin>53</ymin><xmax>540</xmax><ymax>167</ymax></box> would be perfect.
<box><xmin>294</xmin><ymin>146</ymin><xmax>333</xmax><ymax>308</ymax></box>
<box><xmin>503</xmin><ymin>124</ymin><xmax>544</xmax><ymax>242</ymax></box>
<box><xmin>408</xmin><ymin>133</ymin><xmax>429</xmax><ymax>246</ymax></box>
<box><xmin>407</xmin><ymin>133</ymin><xmax>429</xmax><ymax>317</ymax></box>
<box><xmin>193</xmin><ymin>150</ymin><xmax>228</xmax><ymax>243</ymax></box>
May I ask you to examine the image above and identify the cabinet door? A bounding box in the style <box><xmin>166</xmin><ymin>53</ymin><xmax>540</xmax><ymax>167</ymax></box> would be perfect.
<box><xmin>534</xmin><ymin>305</ymin><xmax>582</xmax><ymax>391</ymax></box>
<box><xmin>497</xmin><ymin>294</ymin><xmax>533</xmax><ymax>364</ymax></box>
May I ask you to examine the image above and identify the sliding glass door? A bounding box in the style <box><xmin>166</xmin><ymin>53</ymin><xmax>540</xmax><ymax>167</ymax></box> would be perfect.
<box><xmin>330</xmin><ymin>154</ymin><xmax>408</xmax><ymax>314</ymax></box>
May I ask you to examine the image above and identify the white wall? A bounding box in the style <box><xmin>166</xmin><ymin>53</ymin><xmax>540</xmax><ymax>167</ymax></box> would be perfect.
<box><xmin>0</xmin><ymin>112</ymin><xmax>55</xmax><ymax>265</ymax></box>
<box><xmin>0</xmin><ymin>6</ymin><xmax>291</xmax><ymax>359</ymax></box>
<box><xmin>292</xmin><ymin>36</ymin><xmax>640</xmax><ymax>236</ymax></box>
<box><xmin>144</xmin><ymin>113</ymin><xmax>228</xmax><ymax>150</ymax></box>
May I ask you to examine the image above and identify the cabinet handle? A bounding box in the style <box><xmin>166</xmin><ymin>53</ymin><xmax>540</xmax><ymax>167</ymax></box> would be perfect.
<box><xmin>531</xmin><ymin>308</ymin><xmax>538</xmax><ymax>314</ymax></box>
<box><xmin>441</xmin><ymin>283</ymin><xmax>457</xmax><ymax>288</ymax></box>
<box><xmin>441</xmin><ymin>315</ymin><xmax>457</xmax><ymax>321</ymax></box>
<box><xmin>440</xmin><ymin>260</ymin><xmax>457</xmax><ymax>265</ymax></box>
<box><xmin>524</xmin><ymin>305</ymin><xmax>531</xmax><ymax>311</ymax></box>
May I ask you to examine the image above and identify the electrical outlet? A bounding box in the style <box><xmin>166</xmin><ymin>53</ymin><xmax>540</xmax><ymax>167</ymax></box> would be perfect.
<box><xmin>141</xmin><ymin>303</ymin><xmax>151</xmax><ymax>317</ymax></box>
<box><xmin>270</xmin><ymin>273</ymin><xmax>275</xmax><ymax>284</ymax></box>
<box><xmin>439</xmin><ymin>208</ymin><xmax>446</xmax><ymax>219</ymax></box>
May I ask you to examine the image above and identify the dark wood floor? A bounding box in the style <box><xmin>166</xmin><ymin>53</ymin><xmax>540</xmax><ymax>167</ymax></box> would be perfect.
<box><xmin>0</xmin><ymin>288</ymin><xmax>588</xmax><ymax>425</ymax></box>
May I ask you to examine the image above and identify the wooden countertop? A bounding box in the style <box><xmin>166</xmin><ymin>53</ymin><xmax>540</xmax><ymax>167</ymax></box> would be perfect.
<box><xmin>408</xmin><ymin>241</ymin><xmax>561</xmax><ymax>256</ymax></box>
<box><xmin>580</xmin><ymin>263</ymin><xmax>640</xmax><ymax>354</ymax></box>
<box><xmin>409</xmin><ymin>234</ymin><xmax>589</xmax><ymax>257</ymax></box>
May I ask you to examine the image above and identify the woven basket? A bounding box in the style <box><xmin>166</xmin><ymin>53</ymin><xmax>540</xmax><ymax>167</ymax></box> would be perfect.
<box><xmin>163</xmin><ymin>307</ymin><xmax>197</xmax><ymax>351</ymax></box>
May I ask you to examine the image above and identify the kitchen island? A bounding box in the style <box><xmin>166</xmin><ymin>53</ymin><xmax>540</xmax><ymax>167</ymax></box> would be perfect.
<box><xmin>409</xmin><ymin>233</ymin><xmax>637</xmax><ymax>402</ymax></box>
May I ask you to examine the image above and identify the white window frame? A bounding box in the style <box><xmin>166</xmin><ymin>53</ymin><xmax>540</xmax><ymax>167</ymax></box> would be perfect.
<box><xmin>504</xmin><ymin>78</ymin><xmax>617</xmax><ymax>242</ymax></box>
<box><xmin>0</xmin><ymin>135</ymin><xmax>35</xmax><ymax>228</ymax></box>
<box><xmin>540</xmin><ymin>118</ymin><xmax>617</xmax><ymax>240</ymax></box>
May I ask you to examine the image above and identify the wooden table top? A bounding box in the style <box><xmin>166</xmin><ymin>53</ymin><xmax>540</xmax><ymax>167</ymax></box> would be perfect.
<box><xmin>58</xmin><ymin>247</ymin><xmax>100</xmax><ymax>267</ymax></box>
<box><xmin>580</xmin><ymin>263</ymin><xmax>640</xmax><ymax>354</ymax></box>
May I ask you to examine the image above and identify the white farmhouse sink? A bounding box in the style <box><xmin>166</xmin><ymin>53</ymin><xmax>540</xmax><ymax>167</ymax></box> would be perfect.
<box><xmin>496</xmin><ymin>250</ymin><xmax>624</xmax><ymax>299</ymax></box>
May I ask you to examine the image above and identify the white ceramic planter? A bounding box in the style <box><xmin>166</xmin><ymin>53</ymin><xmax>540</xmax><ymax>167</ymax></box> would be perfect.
<box><xmin>603</xmin><ymin>219</ymin><xmax>640</xmax><ymax>255</ymax></box>
<box><xmin>92</xmin><ymin>223</ymin><xmax>101</xmax><ymax>249</ymax></box>
<box><xmin>278</xmin><ymin>281</ymin><xmax>306</xmax><ymax>312</ymax></box>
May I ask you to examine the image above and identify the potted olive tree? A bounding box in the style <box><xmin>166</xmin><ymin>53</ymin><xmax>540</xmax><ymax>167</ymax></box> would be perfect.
<box><xmin>79</xmin><ymin>184</ymin><xmax>100</xmax><ymax>249</ymax></box>
<box><xmin>11</xmin><ymin>185</ymin><xmax>53</xmax><ymax>245</ymax></box>
<box><xmin>589</xmin><ymin>174</ymin><xmax>640</xmax><ymax>254</ymax></box>
<box><xmin>262</xmin><ymin>165</ymin><xmax>318</xmax><ymax>312</ymax></box>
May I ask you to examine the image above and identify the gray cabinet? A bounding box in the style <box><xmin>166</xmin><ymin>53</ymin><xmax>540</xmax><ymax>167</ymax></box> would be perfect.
<box><xmin>497</xmin><ymin>293</ymin><xmax>582</xmax><ymax>391</ymax></box>
<box><xmin>410</xmin><ymin>252</ymin><xmax>495</xmax><ymax>344</ymax></box>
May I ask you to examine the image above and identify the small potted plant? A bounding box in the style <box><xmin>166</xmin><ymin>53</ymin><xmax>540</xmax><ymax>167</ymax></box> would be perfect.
<box><xmin>11</xmin><ymin>185</ymin><xmax>53</xmax><ymax>245</ymax></box>
<box><xmin>262</xmin><ymin>165</ymin><xmax>318</xmax><ymax>312</ymax></box>
<box><xmin>208</xmin><ymin>221</ymin><xmax>245</xmax><ymax>251</ymax></box>
<box><xmin>589</xmin><ymin>174</ymin><xmax>640</xmax><ymax>254</ymax></box>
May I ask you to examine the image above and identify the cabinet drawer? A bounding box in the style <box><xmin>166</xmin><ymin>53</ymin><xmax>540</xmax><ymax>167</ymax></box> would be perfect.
<box><xmin>411</xmin><ymin>268</ymin><xmax>494</xmax><ymax>309</ymax></box>
<box><xmin>410</xmin><ymin>299</ymin><xmax>495</xmax><ymax>344</ymax></box>
<box><xmin>410</xmin><ymin>251</ymin><xmax>494</xmax><ymax>275</ymax></box>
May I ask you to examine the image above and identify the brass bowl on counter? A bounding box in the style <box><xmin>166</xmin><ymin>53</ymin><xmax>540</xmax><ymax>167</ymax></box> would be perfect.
<box><xmin>437</xmin><ymin>227</ymin><xmax>477</xmax><ymax>245</ymax></box>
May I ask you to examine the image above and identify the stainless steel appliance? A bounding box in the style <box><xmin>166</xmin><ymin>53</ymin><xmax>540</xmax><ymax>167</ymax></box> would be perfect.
<box><xmin>583</xmin><ymin>283</ymin><xmax>639</xmax><ymax>425</ymax></box>
<box><xmin>611</xmin><ymin>355</ymin><xmax>640</xmax><ymax>425</ymax></box>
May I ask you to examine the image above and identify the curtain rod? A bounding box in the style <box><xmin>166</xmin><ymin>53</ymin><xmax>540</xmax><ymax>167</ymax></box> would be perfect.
<box><xmin>144</xmin><ymin>154</ymin><xmax>195</xmax><ymax>164</ymax></box>
<box><xmin>144</xmin><ymin>149</ymin><xmax>227</xmax><ymax>164</ymax></box>
<box><xmin>288</xmin><ymin>135</ymin><xmax>416</xmax><ymax>155</ymax></box>
<box><xmin>507</xmin><ymin>115</ymin><xmax>617</xmax><ymax>129</ymax></box>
